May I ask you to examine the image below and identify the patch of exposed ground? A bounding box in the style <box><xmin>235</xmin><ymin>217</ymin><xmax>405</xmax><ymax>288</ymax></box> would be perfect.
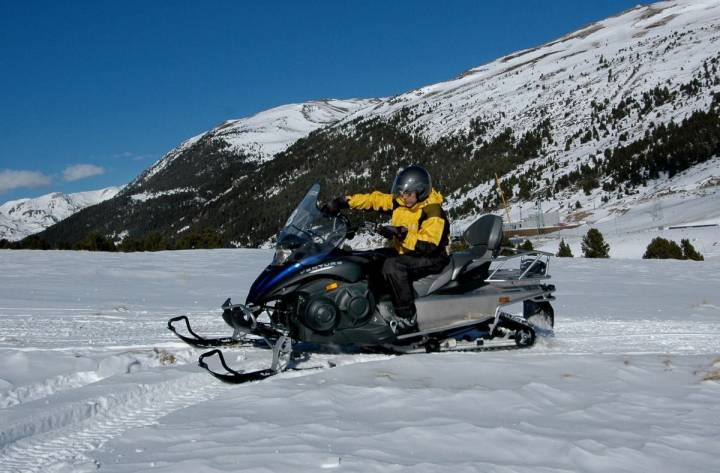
<box><xmin>638</xmin><ymin>5</ymin><xmax>669</xmax><ymax>22</ymax></box>
<box><xmin>645</xmin><ymin>14</ymin><xmax>679</xmax><ymax>30</ymax></box>
<box><xmin>567</xmin><ymin>210</ymin><xmax>593</xmax><ymax>223</ymax></box>
<box><xmin>701</xmin><ymin>357</ymin><xmax>720</xmax><ymax>381</ymax></box>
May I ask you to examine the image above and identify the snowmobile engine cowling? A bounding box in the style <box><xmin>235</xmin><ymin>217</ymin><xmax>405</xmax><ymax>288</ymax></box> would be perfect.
<box><xmin>297</xmin><ymin>279</ymin><xmax>375</xmax><ymax>335</ymax></box>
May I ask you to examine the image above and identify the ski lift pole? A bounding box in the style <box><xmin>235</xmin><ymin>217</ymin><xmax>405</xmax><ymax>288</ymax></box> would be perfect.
<box><xmin>495</xmin><ymin>174</ymin><xmax>512</xmax><ymax>224</ymax></box>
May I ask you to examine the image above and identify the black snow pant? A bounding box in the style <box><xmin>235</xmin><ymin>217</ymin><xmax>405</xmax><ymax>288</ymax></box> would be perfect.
<box><xmin>381</xmin><ymin>251</ymin><xmax>450</xmax><ymax>319</ymax></box>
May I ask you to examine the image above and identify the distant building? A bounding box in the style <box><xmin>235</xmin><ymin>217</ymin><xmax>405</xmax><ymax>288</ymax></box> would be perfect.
<box><xmin>503</xmin><ymin>210</ymin><xmax>576</xmax><ymax>237</ymax></box>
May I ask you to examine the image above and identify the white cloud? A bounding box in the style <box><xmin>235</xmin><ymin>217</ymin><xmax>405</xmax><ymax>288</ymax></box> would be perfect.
<box><xmin>111</xmin><ymin>151</ymin><xmax>155</xmax><ymax>161</ymax></box>
<box><xmin>0</xmin><ymin>169</ymin><xmax>52</xmax><ymax>194</ymax></box>
<box><xmin>62</xmin><ymin>164</ymin><xmax>105</xmax><ymax>182</ymax></box>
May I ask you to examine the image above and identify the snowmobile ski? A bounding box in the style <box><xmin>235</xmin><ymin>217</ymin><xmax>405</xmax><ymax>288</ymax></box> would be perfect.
<box><xmin>167</xmin><ymin>315</ymin><xmax>251</xmax><ymax>348</ymax></box>
<box><xmin>198</xmin><ymin>337</ymin><xmax>336</xmax><ymax>384</ymax></box>
<box><xmin>198</xmin><ymin>349</ymin><xmax>278</xmax><ymax>383</ymax></box>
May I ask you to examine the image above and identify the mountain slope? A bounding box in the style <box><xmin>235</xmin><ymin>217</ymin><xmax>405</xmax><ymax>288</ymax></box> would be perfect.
<box><xmin>35</xmin><ymin>0</ymin><xmax>720</xmax><ymax>247</ymax></box>
<box><xmin>135</xmin><ymin>98</ymin><xmax>381</xmax><ymax>186</ymax></box>
<box><xmin>0</xmin><ymin>187</ymin><xmax>121</xmax><ymax>241</ymax></box>
<box><xmin>330</xmin><ymin>0</ymin><xmax>720</xmax><ymax>221</ymax></box>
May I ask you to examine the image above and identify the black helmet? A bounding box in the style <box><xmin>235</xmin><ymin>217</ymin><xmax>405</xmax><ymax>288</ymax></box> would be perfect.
<box><xmin>391</xmin><ymin>165</ymin><xmax>432</xmax><ymax>201</ymax></box>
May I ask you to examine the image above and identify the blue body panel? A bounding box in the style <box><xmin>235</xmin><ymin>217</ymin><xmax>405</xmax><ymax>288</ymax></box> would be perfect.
<box><xmin>246</xmin><ymin>253</ymin><xmax>327</xmax><ymax>305</ymax></box>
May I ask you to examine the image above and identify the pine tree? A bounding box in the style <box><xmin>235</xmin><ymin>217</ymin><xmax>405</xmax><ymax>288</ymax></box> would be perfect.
<box><xmin>143</xmin><ymin>231</ymin><xmax>171</xmax><ymax>251</ymax></box>
<box><xmin>643</xmin><ymin>237</ymin><xmax>682</xmax><ymax>259</ymax></box>
<box><xmin>519</xmin><ymin>239</ymin><xmax>534</xmax><ymax>251</ymax></box>
<box><xmin>118</xmin><ymin>235</ymin><xmax>144</xmax><ymax>252</ymax></box>
<box><xmin>74</xmin><ymin>232</ymin><xmax>116</xmax><ymax>252</ymax></box>
<box><xmin>581</xmin><ymin>228</ymin><xmax>610</xmax><ymax>258</ymax></box>
<box><xmin>680</xmin><ymin>239</ymin><xmax>704</xmax><ymax>261</ymax></box>
<box><xmin>557</xmin><ymin>238</ymin><xmax>573</xmax><ymax>257</ymax></box>
<box><xmin>500</xmin><ymin>234</ymin><xmax>515</xmax><ymax>256</ymax></box>
<box><xmin>176</xmin><ymin>227</ymin><xmax>224</xmax><ymax>250</ymax></box>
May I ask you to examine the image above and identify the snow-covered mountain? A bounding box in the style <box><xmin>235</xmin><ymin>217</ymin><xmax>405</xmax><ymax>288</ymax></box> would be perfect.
<box><xmin>343</xmin><ymin>1</ymin><xmax>719</xmax><ymax>139</ymax></box>
<box><xmin>332</xmin><ymin>0</ymin><xmax>720</xmax><ymax>227</ymax></box>
<box><xmin>135</xmin><ymin>98</ymin><xmax>381</xmax><ymax>185</ymax></box>
<box><xmin>34</xmin><ymin>0</ymin><xmax>720</xmax><ymax>248</ymax></box>
<box><xmin>0</xmin><ymin>187</ymin><xmax>122</xmax><ymax>241</ymax></box>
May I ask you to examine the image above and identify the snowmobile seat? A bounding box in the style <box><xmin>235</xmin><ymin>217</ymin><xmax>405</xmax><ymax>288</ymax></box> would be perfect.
<box><xmin>463</xmin><ymin>214</ymin><xmax>503</xmax><ymax>258</ymax></box>
<box><xmin>449</xmin><ymin>251</ymin><xmax>475</xmax><ymax>278</ymax></box>
<box><xmin>413</xmin><ymin>260</ymin><xmax>454</xmax><ymax>298</ymax></box>
<box><xmin>412</xmin><ymin>215</ymin><xmax>503</xmax><ymax>297</ymax></box>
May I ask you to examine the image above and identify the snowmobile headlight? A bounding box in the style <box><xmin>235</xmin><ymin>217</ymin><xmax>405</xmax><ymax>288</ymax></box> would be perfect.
<box><xmin>272</xmin><ymin>248</ymin><xmax>293</xmax><ymax>265</ymax></box>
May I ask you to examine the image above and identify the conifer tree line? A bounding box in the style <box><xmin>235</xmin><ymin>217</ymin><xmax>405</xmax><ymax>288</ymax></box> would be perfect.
<box><xmin>1</xmin><ymin>227</ymin><xmax>224</xmax><ymax>252</ymax></box>
<box><xmin>643</xmin><ymin>237</ymin><xmax>704</xmax><ymax>261</ymax></box>
<box><xmin>3</xmin><ymin>223</ymin><xmax>705</xmax><ymax>262</ymax></box>
<box><xmin>547</xmin><ymin>230</ymin><xmax>704</xmax><ymax>260</ymax></box>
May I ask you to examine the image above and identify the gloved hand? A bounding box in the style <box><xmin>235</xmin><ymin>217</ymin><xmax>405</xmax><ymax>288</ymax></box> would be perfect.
<box><xmin>321</xmin><ymin>196</ymin><xmax>349</xmax><ymax>215</ymax></box>
<box><xmin>377</xmin><ymin>225</ymin><xmax>408</xmax><ymax>240</ymax></box>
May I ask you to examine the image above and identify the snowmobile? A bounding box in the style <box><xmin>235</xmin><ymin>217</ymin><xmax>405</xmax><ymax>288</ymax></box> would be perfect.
<box><xmin>168</xmin><ymin>183</ymin><xmax>556</xmax><ymax>383</ymax></box>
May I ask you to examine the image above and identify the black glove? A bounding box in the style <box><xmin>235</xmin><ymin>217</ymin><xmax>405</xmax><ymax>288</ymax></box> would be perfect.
<box><xmin>377</xmin><ymin>225</ymin><xmax>408</xmax><ymax>240</ymax></box>
<box><xmin>321</xmin><ymin>196</ymin><xmax>349</xmax><ymax>215</ymax></box>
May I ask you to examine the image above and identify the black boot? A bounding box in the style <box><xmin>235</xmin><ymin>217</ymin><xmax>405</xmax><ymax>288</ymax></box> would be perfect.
<box><xmin>395</xmin><ymin>313</ymin><xmax>418</xmax><ymax>335</ymax></box>
<box><xmin>391</xmin><ymin>304</ymin><xmax>418</xmax><ymax>335</ymax></box>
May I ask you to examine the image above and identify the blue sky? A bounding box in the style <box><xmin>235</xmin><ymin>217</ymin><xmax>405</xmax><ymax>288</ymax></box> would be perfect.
<box><xmin>0</xmin><ymin>0</ymin><xmax>644</xmax><ymax>203</ymax></box>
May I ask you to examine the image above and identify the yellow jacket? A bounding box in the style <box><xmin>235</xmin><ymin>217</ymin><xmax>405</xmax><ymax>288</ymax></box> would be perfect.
<box><xmin>346</xmin><ymin>189</ymin><xmax>448</xmax><ymax>255</ymax></box>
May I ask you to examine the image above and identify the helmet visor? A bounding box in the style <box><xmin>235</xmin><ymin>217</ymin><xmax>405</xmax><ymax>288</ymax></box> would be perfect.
<box><xmin>391</xmin><ymin>175</ymin><xmax>413</xmax><ymax>197</ymax></box>
<box><xmin>391</xmin><ymin>174</ymin><xmax>427</xmax><ymax>197</ymax></box>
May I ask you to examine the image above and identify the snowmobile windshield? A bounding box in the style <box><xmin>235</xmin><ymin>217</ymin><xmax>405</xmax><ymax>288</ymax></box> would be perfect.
<box><xmin>273</xmin><ymin>183</ymin><xmax>347</xmax><ymax>265</ymax></box>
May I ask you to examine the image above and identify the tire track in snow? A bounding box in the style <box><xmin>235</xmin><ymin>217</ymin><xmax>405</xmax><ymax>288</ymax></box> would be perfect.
<box><xmin>0</xmin><ymin>371</ymin><xmax>101</xmax><ymax>409</ymax></box>
<box><xmin>0</xmin><ymin>354</ymin><xmax>353</xmax><ymax>473</ymax></box>
<box><xmin>0</xmin><ymin>371</ymin><xmax>233</xmax><ymax>473</ymax></box>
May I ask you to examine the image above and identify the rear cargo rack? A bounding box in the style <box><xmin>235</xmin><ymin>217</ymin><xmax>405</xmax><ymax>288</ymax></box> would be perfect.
<box><xmin>485</xmin><ymin>249</ymin><xmax>553</xmax><ymax>286</ymax></box>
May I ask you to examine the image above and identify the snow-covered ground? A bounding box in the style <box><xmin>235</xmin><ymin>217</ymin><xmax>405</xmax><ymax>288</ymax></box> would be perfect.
<box><xmin>0</xmin><ymin>249</ymin><xmax>718</xmax><ymax>472</ymax></box>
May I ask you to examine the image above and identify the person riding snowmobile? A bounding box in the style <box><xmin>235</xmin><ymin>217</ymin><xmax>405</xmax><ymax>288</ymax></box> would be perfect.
<box><xmin>323</xmin><ymin>165</ymin><xmax>450</xmax><ymax>333</ymax></box>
